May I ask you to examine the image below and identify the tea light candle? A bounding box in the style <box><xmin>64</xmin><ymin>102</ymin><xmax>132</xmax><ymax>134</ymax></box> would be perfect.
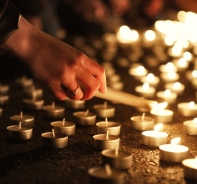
<box><xmin>0</xmin><ymin>95</ymin><xmax>9</xmax><ymax>106</ymax></box>
<box><xmin>159</xmin><ymin>62</ymin><xmax>177</xmax><ymax>73</ymax></box>
<box><xmin>140</xmin><ymin>73</ymin><xmax>160</xmax><ymax>87</ymax></box>
<box><xmin>0</xmin><ymin>83</ymin><xmax>9</xmax><ymax>95</ymax></box>
<box><xmin>43</xmin><ymin>102</ymin><xmax>65</xmax><ymax>119</ymax></box>
<box><xmin>129</xmin><ymin>65</ymin><xmax>148</xmax><ymax>79</ymax></box>
<box><xmin>93</xmin><ymin>131</ymin><xmax>120</xmax><ymax>150</ymax></box>
<box><xmin>141</xmin><ymin>123</ymin><xmax>168</xmax><ymax>147</ymax></box>
<box><xmin>164</xmin><ymin>82</ymin><xmax>185</xmax><ymax>95</ymax></box>
<box><xmin>23</xmin><ymin>98</ymin><xmax>44</xmax><ymax>110</ymax></box>
<box><xmin>51</xmin><ymin>118</ymin><xmax>75</xmax><ymax>135</ymax></box>
<box><xmin>73</xmin><ymin>109</ymin><xmax>96</xmax><ymax>126</ymax></box>
<box><xmin>150</xmin><ymin>102</ymin><xmax>173</xmax><ymax>123</ymax></box>
<box><xmin>182</xmin><ymin>157</ymin><xmax>197</xmax><ymax>180</ymax></box>
<box><xmin>10</xmin><ymin>111</ymin><xmax>34</xmax><ymax>128</ymax></box>
<box><xmin>7</xmin><ymin>121</ymin><xmax>33</xmax><ymax>142</ymax></box>
<box><xmin>183</xmin><ymin>118</ymin><xmax>197</xmax><ymax>135</ymax></box>
<box><xmin>0</xmin><ymin>107</ymin><xmax>3</xmax><ymax>117</ymax></box>
<box><xmin>178</xmin><ymin>101</ymin><xmax>197</xmax><ymax>117</ymax></box>
<box><xmin>101</xmin><ymin>148</ymin><xmax>132</xmax><ymax>170</ymax></box>
<box><xmin>135</xmin><ymin>82</ymin><xmax>155</xmax><ymax>98</ymax></box>
<box><xmin>130</xmin><ymin>113</ymin><xmax>155</xmax><ymax>131</ymax></box>
<box><xmin>88</xmin><ymin>164</ymin><xmax>124</xmax><ymax>184</ymax></box>
<box><xmin>173</xmin><ymin>58</ymin><xmax>189</xmax><ymax>72</ymax></box>
<box><xmin>159</xmin><ymin>137</ymin><xmax>189</xmax><ymax>162</ymax></box>
<box><xmin>96</xmin><ymin>118</ymin><xmax>121</xmax><ymax>136</ymax></box>
<box><xmin>65</xmin><ymin>98</ymin><xmax>85</xmax><ymax>109</ymax></box>
<box><xmin>156</xmin><ymin>89</ymin><xmax>177</xmax><ymax>104</ymax></box>
<box><xmin>160</xmin><ymin>72</ymin><xmax>179</xmax><ymax>83</ymax></box>
<box><xmin>23</xmin><ymin>86</ymin><xmax>43</xmax><ymax>99</ymax></box>
<box><xmin>93</xmin><ymin>102</ymin><xmax>115</xmax><ymax>118</ymax></box>
<box><xmin>41</xmin><ymin>129</ymin><xmax>68</xmax><ymax>149</ymax></box>
<box><xmin>15</xmin><ymin>76</ymin><xmax>33</xmax><ymax>89</ymax></box>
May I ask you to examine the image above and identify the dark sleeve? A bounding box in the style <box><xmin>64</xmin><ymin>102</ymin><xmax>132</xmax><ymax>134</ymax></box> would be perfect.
<box><xmin>0</xmin><ymin>0</ymin><xmax>21</xmax><ymax>45</ymax></box>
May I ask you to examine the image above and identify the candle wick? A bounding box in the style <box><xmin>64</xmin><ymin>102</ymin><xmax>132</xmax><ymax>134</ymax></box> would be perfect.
<box><xmin>52</xmin><ymin>129</ymin><xmax>55</xmax><ymax>137</ymax></box>
<box><xmin>62</xmin><ymin>118</ymin><xmax>65</xmax><ymax>126</ymax></box>
<box><xmin>84</xmin><ymin>109</ymin><xmax>89</xmax><ymax>116</ymax></box>
<box><xmin>20</xmin><ymin>111</ymin><xmax>23</xmax><ymax>119</ymax></box>
<box><xmin>106</xmin><ymin>131</ymin><xmax>109</xmax><ymax>139</ymax></box>
<box><xmin>105</xmin><ymin>117</ymin><xmax>108</xmax><ymax>127</ymax></box>
<box><xmin>52</xmin><ymin>102</ymin><xmax>55</xmax><ymax>109</ymax></box>
<box><xmin>115</xmin><ymin>147</ymin><xmax>119</xmax><ymax>156</ymax></box>
<box><xmin>105</xmin><ymin>164</ymin><xmax>112</xmax><ymax>176</ymax></box>
<box><xmin>19</xmin><ymin>121</ymin><xmax>22</xmax><ymax>129</ymax></box>
<box><xmin>104</xmin><ymin>101</ymin><xmax>107</xmax><ymax>108</ymax></box>
<box><xmin>142</xmin><ymin>113</ymin><xmax>145</xmax><ymax>121</ymax></box>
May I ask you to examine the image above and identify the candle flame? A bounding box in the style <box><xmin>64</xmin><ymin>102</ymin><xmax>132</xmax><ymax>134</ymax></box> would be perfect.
<box><xmin>171</xmin><ymin>137</ymin><xmax>181</xmax><ymax>145</ymax></box>
<box><xmin>154</xmin><ymin>123</ymin><xmax>163</xmax><ymax>131</ymax></box>
<box><xmin>188</xmin><ymin>101</ymin><xmax>195</xmax><ymax>108</ymax></box>
<box><xmin>192</xmin><ymin>118</ymin><xmax>197</xmax><ymax>124</ymax></box>
<box><xmin>173</xmin><ymin>82</ymin><xmax>181</xmax><ymax>89</ymax></box>
<box><xmin>183</xmin><ymin>51</ymin><xmax>192</xmax><ymax>61</ymax></box>
<box><xmin>142</xmin><ymin>82</ymin><xmax>150</xmax><ymax>90</ymax></box>
<box><xmin>178</xmin><ymin>58</ymin><xmax>187</xmax><ymax>67</ymax></box>
<box><xmin>144</xmin><ymin>30</ymin><xmax>156</xmax><ymax>41</ymax></box>
<box><xmin>164</xmin><ymin>89</ymin><xmax>171</xmax><ymax>96</ymax></box>
<box><xmin>166</xmin><ymin>62</ymin><xmax>175</xmax><ymax>70</ymax></box>
<box><xmin>192</xmin><ymin>70</ymin><xmax>197</xmax><ymax>78</ymax></box>
<box><xmin>146</xmin><ymin>73</ymin><xmax>155</xmax><ymax>81</ymax></box>
<box><xmin>152</xmin><ymin>102</ymin><xmax>168</xmax><ymax>111</ymax></box>
<box><xmin>136</xmin><ymin>66</ymin><xmax>146</xmax><ymax>74</ymax></box>
<box><xmin>167</xmin><ymin>72</ymin><xmax>176</xmax><ymax>78</ymax></box>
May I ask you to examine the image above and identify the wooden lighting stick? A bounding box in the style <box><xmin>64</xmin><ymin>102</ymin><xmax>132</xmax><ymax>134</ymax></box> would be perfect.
<box><xmin>95</xmin><ymin>87</ymin><xmax>157</xmax><ymax>109</ymax></box>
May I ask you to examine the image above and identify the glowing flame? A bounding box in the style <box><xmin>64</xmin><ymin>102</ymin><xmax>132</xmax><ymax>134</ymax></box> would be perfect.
<box><xmin>142</xmin><ymin>82</ymin><xmax>150</xmax><ymax>90</ymax></box>
<box><xmin>154</xmin><ymin>123</ymin><xmax>163</xmax><ymax>131</ymax></box>
<box><xmin>167</xmin><ymin>72</ymin><xmax>176</xmax><ymax>79</ymax></box>
<box><xmin>152</xmin><ymin>102</ymin><xmax>168</xmax><ymax>111</ymax></box>
<box><xmin>165</xmin><ymin>62</ymin><xmax>175</xmax><ymax>71</ymax></box>
<box><xmin>178</xmin><ymin>58</ymin><xmax>187</xmax><ymax>67</ymax></box>
<box><xmin>188</xmin><ymin>101</ymin><xmax>195</xmax><ymax>108</ymax></box>
<box><xmin>173</xmin><ymin>82</ymin><xmax>181</xmax><ymax>89</ymax></box>
<box><xmin>144</xmin><ymin>30</ymin><xmax>156</xmax><ymax>41</ymax></box>
<box><xmin>192</xmin><ymin>70</ymin><xmax>197</xmax><ymax>78</ymax></box>
<box><xmin>164</xmin><ymin>89</ymin><xmax>171</xmax><ymax>96</ymax></box>
<box><xmin>136</xmin><ymin>66</ymin><xmax>146</xmax><ymax>74</ymax></box>
<box><xmin>146</xmin><ymin>73</ymin><xmax>155</xmax><ymax>81</ymax></box>
<box><xmin>171</xmin><ymin>137</ymin><xmax>181</xmax><ymax>145</ymax></box>
<box><xmin>192</xmin><ymin>118</ymin><xmax>197</xmax><ymax>124</ymax></box>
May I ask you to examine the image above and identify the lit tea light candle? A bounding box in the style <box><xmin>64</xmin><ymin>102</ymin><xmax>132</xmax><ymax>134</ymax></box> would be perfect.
<box><xmin>173</xmin><ymin>58</ymin><xmax>189</xmax><ymax>71</ymax></box>
<box><xmin>88</xmin><ymin>164</ymin><xmax>124</xmax><ymax>184</ymax></box>
<box><xmin>93</xmin><ymin>102</ymin><xmax>115</xmax><ymax>118</ymax></box>
<box><xmin>164</xmin><ymin>82</ymin><xmax>185</xmax><ymax>95</ymax></box>
<box><xmin>43</xmin><ymin>102</ymin><xmax>65</xmax><ymax>119</ymax></box>
<box><xmin>41</xmin><ymin>129</ymin><xmax>68</xmax><ymax>149</ymax></box>
<box><xmin>140</xmin><ymin>73</ymin><xmax>160</xmax><ymax>87</ymax></box>
<box><xmin>10</xmin><ymin>111</ymin><xmax>34</xmax><ymax>128</ymax></box>
<box><xmin>135</xmin><ymin>82</ymin><xmax>155</xmax><ymax>98</ymax></box>
<box><xmin>93</xmin><ymin>131</ymin><xmax>120</xmax><ymax>150</ymax></box>
<box><xmin>65</xmin><ymin>98</ymin><xmax>85</xmax><ymax>109</ymax></box>
<box><xmin>51</xmin><ymin>118</ymin><xmax>75</xmax><ymax>135</ymax></box>
<box><xmin>101</xmin><ymin>148</ymin><xmax>132</xmax><ymax>170</ymax></box>
<box><xmin>141</xmin><ymin>123</ymin><xmax>168</xmax><ymax>147</ymax></box>
<box><xmin>183</xmin><ymin>51</ymin><xmax>193</xmax><ymax>62</ymax></box>
<box><xmin>159</xmin><ymin>62</ymin><xmax>177</xmax><ymax>73</ymax></box>
<box><xmin>183</xmin><ymin>118</ymin><xmax>197</xmax><ymax>135</ymax></box>
<box><xmin>185</xmin><ymin>70</ymin><xmax>197</xmax><ymax>81</ymax></box>
<box><xmin>178</xmin><ymin>101</ymin><xmax>197</xmax><ymax>117</ymax></box>
<box><xmin>0</xmin><ymin>94</ymin><xmax>9</xmax><ymax>106</ymax></box>
<box><xmin>150</xmin><ymin>102</ymin><xmax>173</xmax><ymax>123</ymax></box>
<box><xmin>73</xmin><ymin>109</ymin><xmax>96</xmax><ymax>126</ymax></box>
<box><xmin>182</xmin><ymin>157</ymin><xmax>197</xmax><ymax>181</ymax></box>
<box><xmin>159</xmin><ymin>137</ymin><xmax>189</xmax><ymax>162</ymax></box>
<box><xmin>96</xmin><ymin>118</ymin><xmax>121</xmax><ymax>136</ymax></box>
<box><xmin>160</xmin><ymin>71</ymin><xmax>179</xmax><ymax>83</ymax></box>
<box><xmin>129</xmin><ymin>65</ymin><xmax>148</xmax><ymax>80</ymax></box>
<box><xmin>156</xmin><ymin>89</ymin><xmax>177</xmax><ymax>104</ymax></box>
<box><xmin>0</xmin><ymin>83</ymin><xmax>9</xmax><ymax>95</ymax></box>
<box><xmin>7</xmin><ymin>121</ymin><xmax>33</xmax><ymax>142</ymax></box>
<box><xmin>130</xmin><ymin>113</ymin><xmax>155</xmax><ymax>131</ymax></box>
<box><xmin>168</xmin><ymin>46</ymin><xmax>183</xmax><ymax>58</ymax></box>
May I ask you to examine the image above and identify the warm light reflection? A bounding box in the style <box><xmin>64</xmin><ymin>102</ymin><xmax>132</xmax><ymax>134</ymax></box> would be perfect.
<box><xmin>188</xmin><ymin>101</ymin><xmax>195</xmax><ymax>108</ymax></box>
<box><xmin>192</xmin><ymin>118</ymin><xmax>197</xmax><ymax>123</ymax></box>
<box><xmin>142</xmin><ymin>82</ymin><xmax>150</xmax><ymax>90</ymax></box>
<box><xmin>171</xmin><ymin>137</ymin><xmax>181</xmax><ymax>145</ymax></box>
<box><xmin>154</xmin><ymin>123</ymin><xmax>163</xmax><ymax>131</ymax></box>
<box><xmin>164</xmin><ymin>89</ymin><xmax>171</xmax><ymax>96</ymax></box>
<box><xmin>173</xmin><ymin>82</ymin><xmax>181</xmax><ymax>89</ymax></box>
<box><xmin>144</xmin><ymin>30</ymin><xmax>156</xmax><ymax>41</ymax></box>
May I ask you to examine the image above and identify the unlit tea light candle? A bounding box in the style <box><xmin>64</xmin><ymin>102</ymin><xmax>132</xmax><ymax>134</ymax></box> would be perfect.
<box><xmin>159</xmin><ymin>137</ymin><xmax>189</xmax><ymax>162</ymax></box>
<box><xmin>93</xmin><ymin>102</ymin><xmax>115</xmax><ymax>118</ymax></box>
<box><xmin>41</xmin><ymin>129</ymin><xmax>68</xmax><ymax>149</ymax></box>
<box><xmin>96</xmin><ymin>118</ymin><xmax>121</xmax><ymax>135</ymax></box>
<box><xmin>65</xmin><ymin>98</ymin><xmax>85</xmax><ymax>109</ymax></box>
<box><xmin>51</xmin><ymin>118</ymin><xmax>75</xmax><ymax>135</ymax></box>
<box><xmin>183</xmin><ymin>118</ymin><xmax>197</xmax><ymax>135</ymax></box>
<box><xmin>142</xmin><ymin>123</ymin><xmax>168</xmax><ymax>147</ymax></box>
<box><xmin>178</xmin><ymin>101</ymin><xmax>197</xmax><ymax>117</ymax></box>
<box><xmin>102</xmin><ymin>148</ymin><xmax>132</xmax><ymax>170</ymax></box>
<box><xmin>130</xmin><ymin>113</ymin><xmax>155</xmax><ymax>131</ymax></box>
<box><xmin>182</xmin><ymin>157</ymin><xmax>197</xmax><ymax>181</ymax></box>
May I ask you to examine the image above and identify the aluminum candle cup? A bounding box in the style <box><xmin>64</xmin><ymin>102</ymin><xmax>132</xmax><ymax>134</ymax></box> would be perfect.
<box><xmin>96</xmin><ymin>121</ymin><xmax>121</xmax><ymax>135</ymax></box>
<box><xmin>73</xmin><ymin>111</ymin><xmax>96</xmax><ymax>126</ymax></box>
<box><xmin>178</xmin><ymin>102</ymin><xmax>197</xmax><ymax>117</ymax></box>
<box><xmin>88</xmin><ymin>166</ymin><xmax>124</xmax><ymax>184</ymax></box>
<box><xmin>142</xmin><ymin>130</ymin><xmax>168</xmax><ymax>147</ymax></box>
<box><xmin>51</xmin><ymin>120</ymin><xmax>75</xmax><ymax>135</ymax></box>
<box><xmin>150</xmin><ymin>109</ymin><xmax>173</xmax><ymax>123</ymax></box>
<box><xmin>23</xmin><ymin>98</ymin><xmax>44</xmax><ymax>110</ymax></box>
<box><xmin>159</xmin><ymin>144</ymin><xmax>189</xmax><ymax>162</ymax></box>
<box><xmin>93</xmin><ymin>104</ymin><xmax>115</xmax><ymax>118</ymax></box>
<box><xmin>130</xmin><ymin>116</ymin><xmax>155</xmax><ymax>131</ymax></box>
<box><xmin>43</xmin><ymin>104</ymin><xmax>65</xmax><ymax>119</ymax></box>
<box><xmin>15</xmin><ymin>76</ymin><xmax>33</xmax><ymax>89</ymax></box>
<box><xmin>10</xmin><ymin>114</ymin><xmax>34</xmax><ymax>128</ymax></box>
<box><xmin>23</xmin><ymin>87</ymin><xmax>43</xmax><ymax>99</ymax></box>
<box><xmin>0</xmin><ymin>95</ymin><xmax>9</xmax><ymax>106</ymax></box>
<box><xmin>182</xmin><ymin>158</ymin><xmax>197</xmax><ymax>180</ymax></box>
<box><xmin>93</xmin><ymin>134</ymin><xmax>120</xmax><ymax>150</ymax></box>
<box><xmin>65</xmin><ymin>98</ymin><xmax>85</xmax><ymax>109</ymax></box>
<box><xmin>183</xmin><ymin>119</ymin><xmax>197</xmax><ymax>135</ymax></box>
<box><xmin>41</xmin><ymin>132</ymin><xmax>68</xmax><ymax>149</ymax></box>
<box><xmin>101</xmin><ymin>149</ymin><xmax>132</xmax><ymax>170</ymax></box>
<box><xmin>7</xmin><ymin>125</ymin><xmax>33</xmax><ymax>142</ymax></box>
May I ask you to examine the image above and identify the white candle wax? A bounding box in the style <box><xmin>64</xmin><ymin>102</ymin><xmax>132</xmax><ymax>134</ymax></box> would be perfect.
<box><xmin>73</xmin><ymin>111</ymin><xmax>96</xmax><ymax>126</ymax></box>
<box><xmin>43</xmin><ymin>103</ymin><xmax>65</xmax><ymax>119</ymax></box>
<box><xmin>150</xmin><ymin>109</ymin><xmax>173</xmax><ymax>123</ymax></box>
<box><xmin>178</xmin><ymin>102</ymin><xmax>197</xmax><ymax>117</ymax></box>
<box><xmin>129</xmin><ymin>66</ymin><xmax>148</xmax><ymax>79</ymax></box>
<box><xmin>182</xmin><ymin>158</ymin><xmax>197</xmax><ymax>180</ymax></box>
